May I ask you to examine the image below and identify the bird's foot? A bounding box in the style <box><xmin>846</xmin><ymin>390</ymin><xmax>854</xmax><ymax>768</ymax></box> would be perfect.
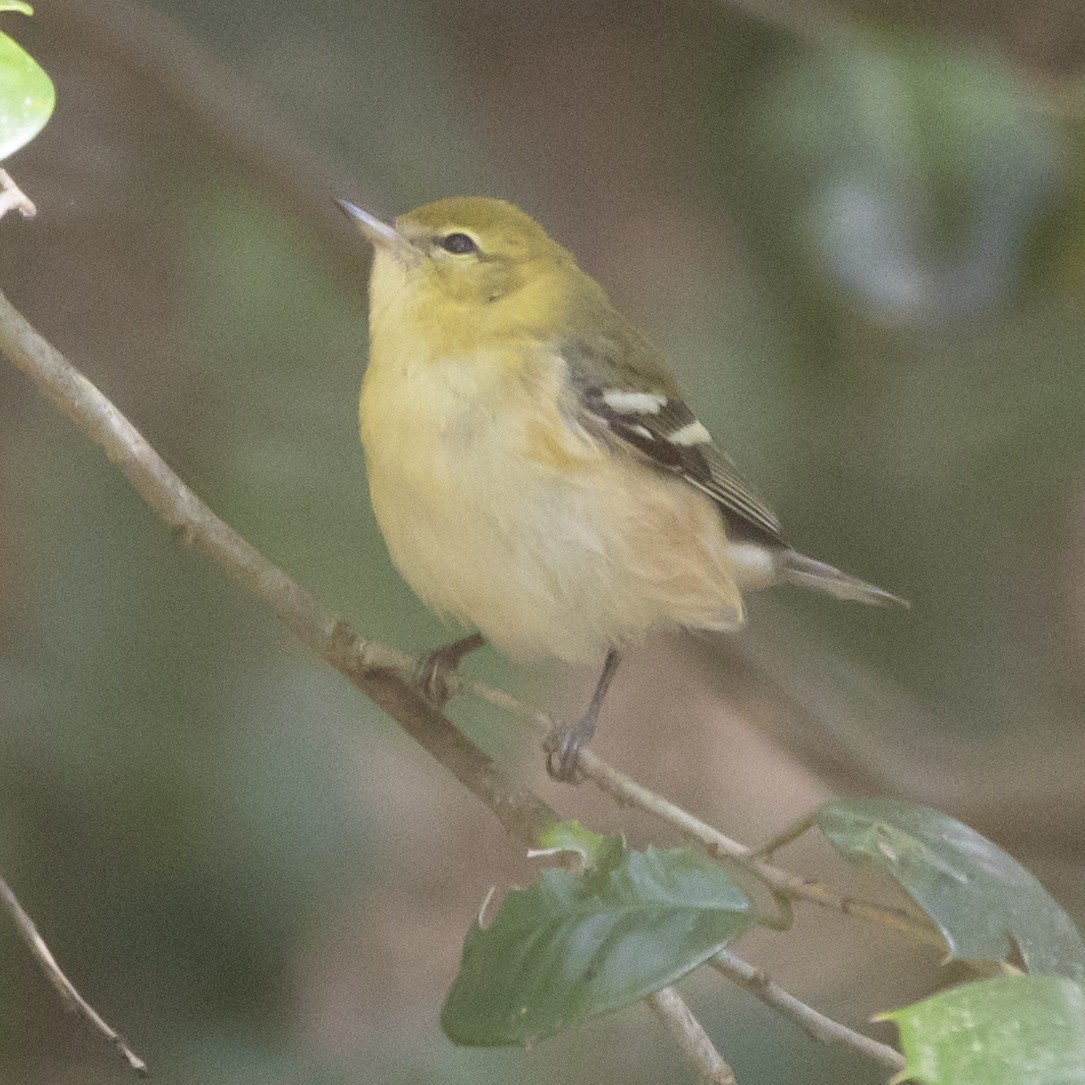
<box><xmin>544</xmin><ymin>648</ymin><xmax>621</xmax><ymax>783</ymax></box>
<box><xmin>413</xmin><ymin>632</ymin><xmax>486</xmax><ymax>708</ymax></box>
<box><xmin>544</xmin><ymin>715</ymin><xmax>595</xmax><ymax>784</ymax></box>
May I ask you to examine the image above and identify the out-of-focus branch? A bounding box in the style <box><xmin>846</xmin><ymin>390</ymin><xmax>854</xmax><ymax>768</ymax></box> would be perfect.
<box><xmin>708</xmin><ymin>0</ymin><xmax>835</xmax><ymax>43</ymax></box>
<box><xmin>0</xmin><ymin>871</ymin><xmax>146</xmax><ymax>1075</ymax></box>
<box><xmin>647</xmin><ymin>987</ymin><xmax>737</xmax><ymax>1085</ymax></box>
<box><xmin>39</xmin><ymin>0</ymin><xmax>373</xmax><ymax>279</ymax></box>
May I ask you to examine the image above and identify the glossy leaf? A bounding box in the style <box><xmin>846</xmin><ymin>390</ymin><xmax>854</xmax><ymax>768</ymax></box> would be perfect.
<box><xmin>441</xmin><ymin>839</ymin><xmax>753</xmax><ymax>1046</ymax></box>
<box><xmin>815</xmin><ymin>799</ymin><xmax>1085</xmax><ymax>980</ymax></box>
<box><xmin>0</xmin><ymin>6</ymin><xmax>54</xmax><ymax>161</ymax></box>
<box><xmin>880</xmin><ymin>975</ymin><xmax>1085</xmax><ymax>1085</ymax></box>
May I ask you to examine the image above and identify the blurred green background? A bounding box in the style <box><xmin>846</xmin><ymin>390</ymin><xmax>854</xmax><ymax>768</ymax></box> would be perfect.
<box><xmin>2</xmin><ymin>0</ymin><xmax>1085</xmax><ymax>1082</ymax></box>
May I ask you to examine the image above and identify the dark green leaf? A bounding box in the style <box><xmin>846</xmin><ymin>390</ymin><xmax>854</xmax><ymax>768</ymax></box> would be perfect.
<box><xmin>815</xmin><ymin>799</ymin><xmax>1085</xmax><ymax>980</ymax></box>
<box><xmin>441</xmin><ymin>840</ymin><xmax>753</xmax><ymax>1046</ymax></box>
<box><xmin>880</xmin><ymin>975</ymin><xmax>1085</xmax><ymax>1085</ymax></box>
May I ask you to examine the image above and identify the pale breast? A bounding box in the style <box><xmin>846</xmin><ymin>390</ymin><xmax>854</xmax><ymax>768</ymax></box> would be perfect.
<box><xmin>359</xmin><ymin>345</ymin><xmax>747</xmax><ymax>662</ymax></box>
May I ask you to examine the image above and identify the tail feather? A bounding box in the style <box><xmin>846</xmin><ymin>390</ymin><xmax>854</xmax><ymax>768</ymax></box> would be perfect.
<box><xmin>781</xmin><ymin>550</ymin><xmax>909</xmax><ymax>608</ymax></box>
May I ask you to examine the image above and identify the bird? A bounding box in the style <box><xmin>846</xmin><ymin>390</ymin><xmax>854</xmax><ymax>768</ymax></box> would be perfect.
<box><xmin>338</xmin><ymin>196</ymin><xmax>905</xmax><ymax>781</ymax></box>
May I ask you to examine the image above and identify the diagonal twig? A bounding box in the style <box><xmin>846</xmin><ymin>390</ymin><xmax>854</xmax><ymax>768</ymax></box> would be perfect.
<box><xmin>0</xmin><ymin>871</ymin><xmax>146</xmax><ymax>1075</ymax></box>
<box><xmin>0</xmin><ymin>286</ymin><xmax>730</xmax><ymax>1084</ymax></box>
<box><xmin>574</xmin><ymin>752</ymin><xmax>943</xmax><ymax>950</ymax></box>
<box><xmin>453</xmin><ymin>670</ymin><xmax>943</xmax><ymax>952</ymax></box>
<box><xmin>710</xmin><ymin>949</ymin><xmax>905</xmax><ymax>1073</ymax></box>
<box><xmin>648</xmin><ymin>987</ymin><xmax>738</xmax><ymax>1085</ymax></box>
<box><xmin>0</xmin><ymin>285</ymin><xmax>558</xmax><ymax>848</ymax></box>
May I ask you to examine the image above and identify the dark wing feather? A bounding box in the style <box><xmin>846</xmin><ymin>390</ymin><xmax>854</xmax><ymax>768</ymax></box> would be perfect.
<box><xmin>555</xmin><ymin>327</ymin><xmax>783</xmax><ymax>543</ymax></box>
<box><xmin>580</xmin><ymin>387</ymin><xmax>784</xmax><ymax>544</ymax></box>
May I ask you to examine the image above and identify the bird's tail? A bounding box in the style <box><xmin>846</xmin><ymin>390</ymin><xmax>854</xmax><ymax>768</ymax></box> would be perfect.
<box><xmin>781</xmin><ymin>550</ymin><xmax>909</xmax><ymax>608</ymax></box>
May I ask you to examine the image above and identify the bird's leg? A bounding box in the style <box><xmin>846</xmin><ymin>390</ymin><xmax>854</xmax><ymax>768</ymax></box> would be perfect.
<box><xmin>414</xmin><ymin>632</ymin><xmax>486</xmax><ymax>708</ymax></box>
<box><xmin>546</xmin><ymin>648</ymin><xmax>623</xmax><ymax>783</ymax></box>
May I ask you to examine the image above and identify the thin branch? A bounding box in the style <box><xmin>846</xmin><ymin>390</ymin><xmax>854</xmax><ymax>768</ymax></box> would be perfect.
<box><xmin>1</xmin><ymin>278</ymin><xmax>936</xmax><ymax>950</ymax></box>
<box><xmin>647</xmin><ymin>987</ymin><xmax>737</xmax><ymax>1085</ymax></box>
<box><xmin>0</xmin><ymin>286</ymin><xmax>558</xmax><ymax>849</ymax></box>
<box><xmin>583</xmin><ymin>753</ymin><xmax>945</xmax><ymax>948</ymax></box>
<box><xmin>747</xmin><ymin>814</ymin><xmax>817</xmax><ymax>858</ymax></box>
<box><xmin>0</xmin><ymin>871</ymin><xmax>146</xmax><ymax>1075</ymax></box>
<box><xmin>455</xmin><ymin>671</ymin><xmax>945</xmax><ymax>951</ymax></box>
<box><xmin>1</xmin><ymin>259</ymin><xmax>931</xmax><ymax>1084</ymax></box>
<box><xmin>710</xmin><ymin>950</ymin><xmax>905</xmax><ymax>1073</ymax></box>
<box><xmin>0</xmin><ymin>288</ymin><xmax>733</xmax><ymax>1085</ymax></box>
<box><xmin>0</xmin><ymin>169</ymin><xmax>36</xmax><ymax>219</ymax></box>
<box><xmin>40</xmin><ymin>0</ymin><xmax>373</xmax><ymax>280</ymax></box>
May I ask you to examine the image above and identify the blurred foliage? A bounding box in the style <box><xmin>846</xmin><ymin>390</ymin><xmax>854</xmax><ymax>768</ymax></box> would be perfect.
<box><xmin>748</xmin><ymin>29</ymin><xmax>1061</xmax><ymax>323</ymax></box>
<box><xmin>1</xmin><ymin>0</ymin><xmax>1085</xmax><ymax>1083</ymax></box>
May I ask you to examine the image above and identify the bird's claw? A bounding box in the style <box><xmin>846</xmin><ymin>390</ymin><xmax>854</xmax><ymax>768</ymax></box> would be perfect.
<box><xmin>545</xmin><ymin>725</ymin><xmax>587</xmax><ymax>784</ymax></box>
<box><xmin>413</xmin><ymin>632</ymin><xmax>485</xmax><ymax>708</ymax></box>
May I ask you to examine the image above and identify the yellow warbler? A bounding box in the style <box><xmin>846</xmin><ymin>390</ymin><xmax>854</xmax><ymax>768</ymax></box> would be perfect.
<box><xmin>339</xmin><ymin>197</ymin><xmax>904</xmax><ymax>780</ymax></box>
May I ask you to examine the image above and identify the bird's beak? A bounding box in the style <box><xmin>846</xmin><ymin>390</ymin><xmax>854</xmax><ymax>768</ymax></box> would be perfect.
<box><xmin>335</xmin><ymin>199</ymin><xmax>416</xmax><ymax>262</ymax></box>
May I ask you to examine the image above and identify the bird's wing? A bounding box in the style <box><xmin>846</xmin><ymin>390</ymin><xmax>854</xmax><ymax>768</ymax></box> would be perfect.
<box><xmin>558</xmin><ymin>335</ymin><xmax>785</xmax><ymax>544</ymax></box>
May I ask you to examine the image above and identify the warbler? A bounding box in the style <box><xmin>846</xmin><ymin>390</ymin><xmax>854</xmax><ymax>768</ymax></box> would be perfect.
<box><xmin>338</xmin><ymin>197</ymin><xmax>904</xmax><ymax>780</ymax></box>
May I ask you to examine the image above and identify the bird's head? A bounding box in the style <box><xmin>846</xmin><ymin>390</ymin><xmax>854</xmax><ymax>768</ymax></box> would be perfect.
<box><xmin>338</xmin><ymin>197</ymin><xmax>587</xmax><ymax>342</ymax></box>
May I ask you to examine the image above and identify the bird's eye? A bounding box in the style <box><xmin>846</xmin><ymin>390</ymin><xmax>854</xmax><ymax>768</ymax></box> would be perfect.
<box><xmin>439</xmin><ymin>232</ymin><xmax>478</xmax><ymax>255</ymax></box>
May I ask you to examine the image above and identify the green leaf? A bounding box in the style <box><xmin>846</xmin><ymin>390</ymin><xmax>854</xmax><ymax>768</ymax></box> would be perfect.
<box><xmin>0</xmin><ymin>8</ymin><xmax>55</xmax><ymax>161</ymax></box>
<box><xmin>880</xmin><ymin>975</ymin><xmax>1085</xmax><ymax>1085</ymax></box>
<box><xmin>441</xmin><ymin>842</ymin><xmax>753</xmax><ymax>1046</ymax></box>
<box><xmin>815</xmin><ymin>799</ymin><xmax>1085</xmax><ymax>980</ymax></box>
<box><xmin>532</xmin><ymin>820</ymin><xmax>620</xmax><ymax>869</ymax></box>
